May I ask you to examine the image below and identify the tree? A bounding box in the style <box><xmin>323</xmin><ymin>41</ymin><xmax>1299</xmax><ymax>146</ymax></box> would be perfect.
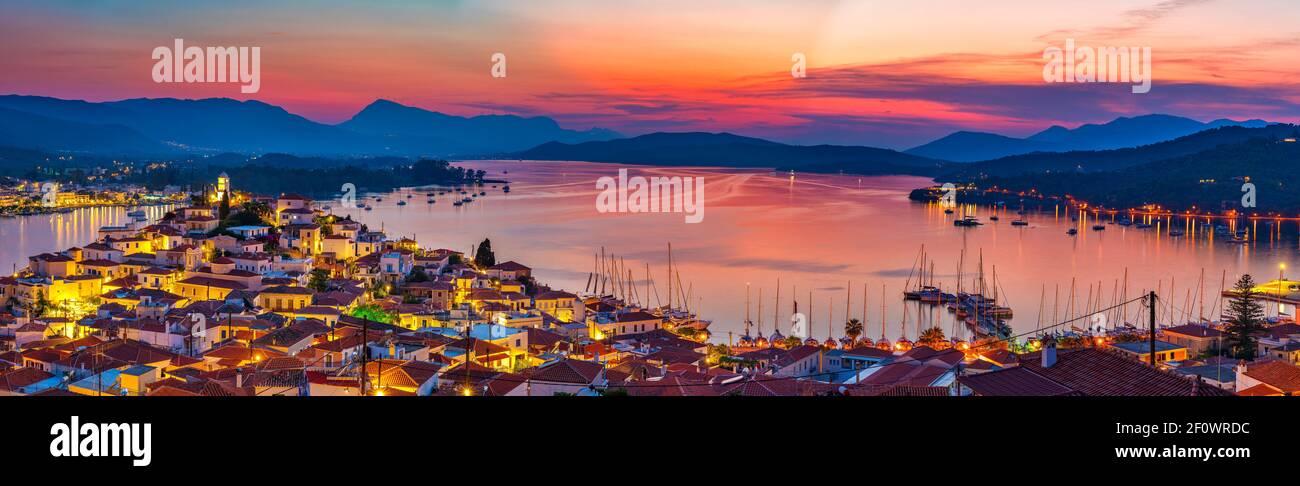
<box><xmin>241</xmin><ymin>201</ymin><xmax>273</xmax><ymax>225</ymax></box>
<box><xmin>1224</xmin><ymin>274</ymin><xmax>1266</xmax><ymax>360</ymax></box>
<box><xmin>918</xmin><ymin>326</ymin><xmax>947</xmax><ymax>348</ymax></box>
<box><xmin>474</xmin><ymin>238</ymin><xmax>496</xmax><ymax>268</ymax></box>
<box><xmin>29</xmin><ymin>290</ymin><xmax>50</xmax><ymax>318</ymax></box>
<box><xmin>707</xmin><ymin>344</ymin><xmax>732</xmax><ymax>365</ymax></box>
<box><xmin>844</xmin><ymin>318</ymin><xmax>863</xmax><ymax>342</ymax></box>
<box><xmin>218</xmin><ymin>187</ymin><xmax>231</xmax><ymax>221</ymax></box>
<box><xmin>517</xmin><ymin>275</ymin><xmax>538</xmax><ymax>296</ymax></box>
<box><xmin>307</xmin><ymin>269</ymin><xmax>331</xmax><ymax>292</ymax></box>
<box><xmin>350</xmin><ymin>303</ymin><xmax>396</xmax><ymax>324</ymax></box>
<box><xmin>406</xmin><ymin>267</ymin><xmax>430</xmax><ymax>283</ymax></box>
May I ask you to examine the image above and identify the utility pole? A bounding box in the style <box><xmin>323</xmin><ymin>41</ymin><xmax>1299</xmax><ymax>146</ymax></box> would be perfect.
<box><xmin>360</xmin><ymin>317</ymin><xmax>369</xmax><ymax>396</ymax></box>
<box><xmin>1149</xmin><ymin>290</ymin><xmax>1157</xmax><ymax>367</ymax></box>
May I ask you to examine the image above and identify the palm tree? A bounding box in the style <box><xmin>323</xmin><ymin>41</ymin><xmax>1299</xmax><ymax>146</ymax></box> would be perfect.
<box><xmin>918</xmin><ymin>326</ymin><xmax>947</xmax><ymax>348</ymax></box>
<box><xmin>844</xmin><ymin>318</ymin><xmax>863</xmax><ymax>342</ymax></box>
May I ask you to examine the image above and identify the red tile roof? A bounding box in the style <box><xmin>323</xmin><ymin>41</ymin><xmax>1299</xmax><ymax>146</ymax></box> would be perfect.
<box><xmin>529</xmin><ymin>359</ymin><xmax>603</xmax><ymax>384</ymax></box>
<box><xmin>1240</xmin><ymin>360</ymin><xmax>1300</xmax><ymax>394</ymax></box>
<box><xmin>1164</xmin><ymin>324</ymin><xmax>1225</xmax><ymax>338</ymax></box>
<box><xmin>957</xmin><ymin>366</ymin><xmax>1081</xmax><ymax>396</ymax></box>
<box><xmin>1011</xmin><ymin>348</ymin><xmax>1232</xmax><ymax>396</ymax></box>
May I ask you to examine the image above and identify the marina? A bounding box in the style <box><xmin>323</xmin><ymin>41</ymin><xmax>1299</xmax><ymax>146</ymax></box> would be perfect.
<box><xmin>306</xmin><ymin>160</ymin><xmax>1300</xmax><ymax>346</ymax></box>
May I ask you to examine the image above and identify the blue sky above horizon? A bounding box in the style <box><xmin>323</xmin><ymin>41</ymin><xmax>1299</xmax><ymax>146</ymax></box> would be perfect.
<box><xmin>1</xmin><ymin>0</ymin><xmax>1299</xmax><ymax>148</ymax></box>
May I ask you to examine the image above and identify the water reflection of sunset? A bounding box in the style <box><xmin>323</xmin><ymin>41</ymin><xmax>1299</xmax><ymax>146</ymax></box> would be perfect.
<box><xmin>326</xmin><ymin>161</ymin><xmax>1297</xmax><ymax>343</ymax></box>
<box><xmin>0</xmin><ymin>205</ymin><xmax>174</xmax><ymax>274</ymax></box>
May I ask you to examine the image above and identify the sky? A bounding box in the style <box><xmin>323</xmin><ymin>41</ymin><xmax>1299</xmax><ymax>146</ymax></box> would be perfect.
<box><xmin>1</xmin><ymin>0</ymin><xmax>1299</xmax><ymax>148</ymax></box>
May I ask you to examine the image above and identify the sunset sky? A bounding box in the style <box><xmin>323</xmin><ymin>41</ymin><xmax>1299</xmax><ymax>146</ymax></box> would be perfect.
<box><xmin>2</xmin><ymin>0</ymin><xmax>1299</xmax><ymax>148</ymax></box>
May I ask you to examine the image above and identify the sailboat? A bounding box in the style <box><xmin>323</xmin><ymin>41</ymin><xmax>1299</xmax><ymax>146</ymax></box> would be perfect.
<box><xmin>652</xmin><ymin>243</ymin><xmax>712</xmax><ymax>332</ymax></box>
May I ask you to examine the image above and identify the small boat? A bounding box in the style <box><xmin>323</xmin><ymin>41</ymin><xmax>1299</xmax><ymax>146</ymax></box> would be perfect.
<box><xmin>396</xmin><ymin>200</ymin><xmax>406</xmax><ymax>206</ymax></box>
<box><xmin>364</xmin><ymin>206</ymin><xmax>373</xmax><ymax>211</ymax></box>
<box><xmin>427</xmin><ymin>199</ymin><xmax>435</xmax><ymax>204</ymax></box>
<box><xmin>406</xmin><ymin>194</ymin><xmax>413</xmax><ymax>198</ymax></box>
<box><xmin>462</xmin><ymin>197</ymin><xmax>472</xmax><ymax>203</ymax></box>
<box><xmin>953</xmin><ymin>216</ymin><xmax>981</xmax><ymax>227</ymax></box>
<box><xmin>502</xmin><ymin>186</ymin><xmax>510</xmax><ymax>193</ymax></box>
<box><xmin>426</xmin><ymin>192</ymin><xmax>434</xmax><ymax>197</ymax></box>
<box><xmin>453</xmin><ymin>201</ymin><xmax>463</xmax><ymax>207</ymax></box>
<box><xmin>1136</xmin><ymin>223</ymin><xmax>1153</xmax><ymax>229</ymax></box>
<box><xmin>944</xmin><ymin>208</ymin><xmax>954</xmax><ymax>214</ymax></box>
<box><xmin>1091</xmin><ymin>224</ymin><xmax>1106</xmax><ymax>231</ymax></box>
<box><xmin>479</xmin><ymin>191</ymin><xmax>486</xmax><ymax>196</ymax></box>
<box><xmin>989</xmin><ymin>215</ymin><xmax>1000</xmax><ymax>221</ymax></box>
<box><xmin>1116</xmin><ymin>219</ymin><xmax>1133</xmax><ymax>226</ymax></box>
<box><xmin>1010</xmin><ymin>219</ymin><xmax>1029</xmax><ymax>226</ymax></box>
<box><xmin>1169</xmin><ymin>230</ymin><xmax>1185</xmax><ymax>237</ymax></box>
<box><xmin>1066</xmin><ymin>228</ymin><xmax>1078</xmax><ymax>235</ymax></box>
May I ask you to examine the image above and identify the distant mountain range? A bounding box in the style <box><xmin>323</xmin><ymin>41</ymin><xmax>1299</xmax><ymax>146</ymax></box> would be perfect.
<box><xmin>938</xmin><ymin>123</ymin><xmax>1300</xmax><ymax>180</ymax></box>
<box><xmin>970</xmin><ymin>126</ymin><xmax>1300</xmax><ymax>212</ymax></box>
<box><xmin>906</xmin><ymin>114</ymin><xmax>1270</xmax><ymax>162</ymax></box>
<box><xmin>0</xmin><ymin>95</ymin><xmax>620</xmax><ymax>156</ymax></box>
<box><xmin>339</xmin><ymin>99</ymin><xmax>619</xmax><ymax>156</ymax></box>
<box><xmin>0</xmin><ymin>93</ymin><xmax>1286</xmax><ymax>181</ymax></box>
<box><xmin>516</xmin><ymin>132</ymin><xmax>944</xmax><ymax>175</ymax></box>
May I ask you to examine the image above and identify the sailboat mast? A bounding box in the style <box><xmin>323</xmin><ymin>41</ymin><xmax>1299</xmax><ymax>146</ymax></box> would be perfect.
<box><xmin>745</xmin><ymin>282</ymin><xmax>751</xmax><ymax>326</ymax></box>
<box><xmin>808</xmin><ymin>290</ymin><xmax>813</xmax><ymax>336</ymax></box>
<box><xmin>1198</xmin><ymin>268</ymin><xmax>1206</xmax><ymax>322</ymax></box>
<box><xmin>845</xmin><ymin>281</ymin><xmax>851</xmax><ymax>335</ymax></box>
<box><xmin>775</xmin><ymin>278</ymin><xmax>781</xmax><ymax>329</ymax></box>
<box><xmin>667</xmin><ymin>243</ymin><xmax>672</xmax><ymax>310</ymax></box>
<box><xmin>880</xmin><ymin>284</ymin><xmax>886</xmax><ymax>340</ymax></box>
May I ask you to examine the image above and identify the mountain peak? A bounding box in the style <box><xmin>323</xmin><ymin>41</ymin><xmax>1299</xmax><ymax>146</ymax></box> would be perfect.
<box><xmin>906</xmin><ymin>114</ymin><xmax>1273</xmax><ymax>162</ymax></box>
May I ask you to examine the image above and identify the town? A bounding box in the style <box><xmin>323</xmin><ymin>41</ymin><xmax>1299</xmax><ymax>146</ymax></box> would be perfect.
<box><xmin>1</xmin><ymin>172</ymin><xmax>1297</xmax><ymax>397</ymax></box>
